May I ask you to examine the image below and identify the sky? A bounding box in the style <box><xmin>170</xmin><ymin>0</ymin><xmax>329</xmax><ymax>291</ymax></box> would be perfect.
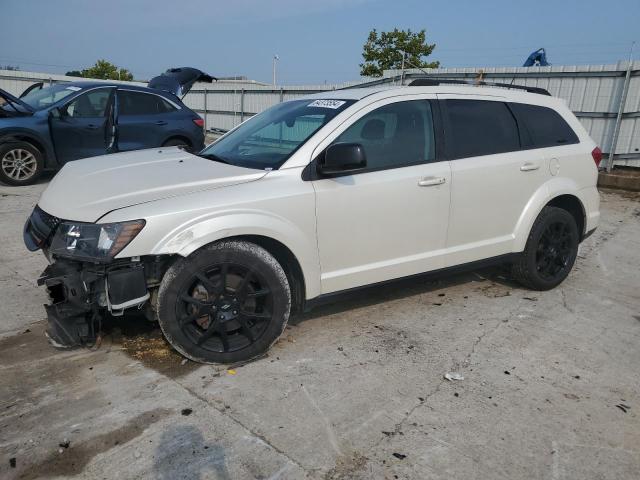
<box><xmin>1</xmin><ymin>0</ymin><xmax>638</xmax><ymax>85</ymax></box>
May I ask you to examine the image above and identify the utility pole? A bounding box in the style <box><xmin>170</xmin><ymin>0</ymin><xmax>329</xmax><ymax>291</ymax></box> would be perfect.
<box><xmin>607</xmin><ymin>42</ymin><xmax>635</xmax><ymax>172</ymax></box>
<box><xmin>272</xmin><ymin>54</ymin><xmax>279</xmax><ymax>87</ymax></box>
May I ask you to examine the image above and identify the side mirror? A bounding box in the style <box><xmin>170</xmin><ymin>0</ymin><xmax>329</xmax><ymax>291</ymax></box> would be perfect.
<box><xmin>317</xmin><ymin>143</ymin><xmax>367</xmax><ymax>176</ymax></box>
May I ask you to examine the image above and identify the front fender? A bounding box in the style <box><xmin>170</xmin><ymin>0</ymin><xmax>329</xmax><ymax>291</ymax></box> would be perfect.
<box><xmin>138</xmin><ymin>208</ymin><xmax>321</xmax><ymax>299</ymax></box>
<box><xmin>513</xmin><ymin>177</ymin><xmax>588</xmax><ymax>252</ymax></box>
<box><xmin>0</xmin><ymin>125</ymin><xmax>57</xmax><ymax>168</ymax></box>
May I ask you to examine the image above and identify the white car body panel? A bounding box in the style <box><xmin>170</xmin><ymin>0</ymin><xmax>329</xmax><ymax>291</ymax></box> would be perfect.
<box><xmin>36</xmin><ymin>85</ymin><xmax>601</xmax><ymax>303</ymax></box>
<box><xmin>38</xmin><ymin>147</ymin><xmax>266</xmax><ymax>222</ymax></box>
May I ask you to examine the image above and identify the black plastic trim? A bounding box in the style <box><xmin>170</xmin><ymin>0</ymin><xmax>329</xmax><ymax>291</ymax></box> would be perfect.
<box><xmin>303</xmin><ymin>253</ymin><xmax>518</xmax><ymax>312</ymax></box>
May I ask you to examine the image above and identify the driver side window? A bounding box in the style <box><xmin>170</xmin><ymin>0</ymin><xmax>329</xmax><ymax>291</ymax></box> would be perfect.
<box><xmin>333</xmin><ymin>100</ymin><xmax>435</xmax><ymax>171</ymax></box>
<box><xmin>65</xmin><ymin>89</ymin><xmax>112</xmax><ymax>118</ymax></box>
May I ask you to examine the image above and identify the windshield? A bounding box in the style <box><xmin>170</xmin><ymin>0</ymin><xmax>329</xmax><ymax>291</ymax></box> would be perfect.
<box><xmin>21</xmin><ymin>84</ymin><xmax>80</xmax><ymax>110</ymax></box>
<box><xmin>199</xmin><ymin>99</ymin><xmax>355</xmax><ymax>170</ymax></box>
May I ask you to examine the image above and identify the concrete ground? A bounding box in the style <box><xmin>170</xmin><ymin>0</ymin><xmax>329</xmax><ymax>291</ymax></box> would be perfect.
<box><xmin>1</xmin><ymin>180</ymin><xmax>639</xmax><ymax>480</ymax></box>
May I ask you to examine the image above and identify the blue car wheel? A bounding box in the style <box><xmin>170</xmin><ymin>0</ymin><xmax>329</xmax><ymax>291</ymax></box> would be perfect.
<box><xmin>0</xmin><ymin>141</ymin><xmax>44</xmax><ymax>186</ymax></box>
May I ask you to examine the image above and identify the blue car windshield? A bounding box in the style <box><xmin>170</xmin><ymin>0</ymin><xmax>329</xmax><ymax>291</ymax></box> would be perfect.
<box><xmin>199</xmin><ymin>99</ymin><xmax>355</xmax><ymax>170</ymax></box>
<box><xmin>21</xmin><ymin>84</ymin><xmax>79</xmax><ymax>110</ymax></box>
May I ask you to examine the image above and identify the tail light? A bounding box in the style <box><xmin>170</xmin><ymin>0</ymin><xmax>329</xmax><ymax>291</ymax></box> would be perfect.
<box><xmin>591</xmin><ymin>146</ymin><xmax>602</xmax><ymax>168</ymax></box>
<box><xmin>193</xmin><ymin>118</ymin><xmax>204</xmax><ymax>128</ymax></box>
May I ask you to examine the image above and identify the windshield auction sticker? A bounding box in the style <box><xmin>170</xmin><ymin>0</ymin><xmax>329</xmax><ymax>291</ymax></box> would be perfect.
<box><xmin>308</xmin><ymin>99</ymin><xmax>346</xmax><ymax>109</ymax></box>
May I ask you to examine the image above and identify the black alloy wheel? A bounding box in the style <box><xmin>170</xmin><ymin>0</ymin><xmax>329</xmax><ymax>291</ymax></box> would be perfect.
<box><xmin>177</xmin><ymin>263</ymin><xmax>273</xmax><ymax>354</ymax></box>
<box><xmin>511</xmin><ymin>206</ymin><xmax>579</xmax><ymax>290</ymax></box>
<box><xmin>157</xmin><ymin>240</ymin><xmax>291</xmax><ymax>363</ymax></box>
<box><xmin>535</xmin><ymin>221</ymin><xmax>574</xmax><ymax>280</ymax></box>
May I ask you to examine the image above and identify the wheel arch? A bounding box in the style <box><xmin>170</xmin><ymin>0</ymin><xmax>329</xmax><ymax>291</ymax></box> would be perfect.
<box><xmin>115</xmin><ymin>210</ymin><xmax>322</xmax><ymax>302</ymax></box>
<box><xmin>513</xmin><ymin>179</ymin><xmax>589</xmax><ymax>251</ymax></box>
<box><xmin>0</xmin><ymin>131</ymin><xmax>54</xmax><ymax>168</ymax></box>
<box><xmin>546</xmin><ymin>194</ymin><xmax>586</xmax><ymax>240</ymax></box>
<box><xmin>162</xmin><ymin>135</ymin><xmax>193</xmax><ymax>149</ymax></box>
<box><xmin>225</xmin><ymin>235</ymin><xmax>306</xmax><ymax>314</ymax></box>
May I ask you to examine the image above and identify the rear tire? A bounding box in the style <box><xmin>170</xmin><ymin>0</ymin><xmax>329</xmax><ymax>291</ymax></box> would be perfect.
<box><xmin>0</xmin><ymin>141</ymin><xmax>44</xmax><ymax>186</ymax></box>
<box><xmin>157</xmin><ymin>240</ymin><xmax>291</xmax><ymax>364</ymax></box>
<box><xmin>511</xmin><ymin>206</ymin><xmax>579</xmax><ymax>290</ymax></box>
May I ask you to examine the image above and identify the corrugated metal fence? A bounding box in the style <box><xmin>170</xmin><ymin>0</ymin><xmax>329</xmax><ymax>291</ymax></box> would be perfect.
<box><xmin>1</xmin><ymin>62</ymin><xmax>638</xmax><ymax>168</ymax></box>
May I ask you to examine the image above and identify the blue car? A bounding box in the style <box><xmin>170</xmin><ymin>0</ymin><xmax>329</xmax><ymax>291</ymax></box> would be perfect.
<box><xmin>0</xmin><ymin>67</ymin><xmax>213</xmax><ymax>186</ymax></box>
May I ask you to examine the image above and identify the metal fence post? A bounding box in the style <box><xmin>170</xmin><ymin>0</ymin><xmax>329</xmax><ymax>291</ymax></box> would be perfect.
<box><xmin>203</xmin><ymin>90</ymin><xmax>208</xmax><ymax>132</ymax></box>
<box><xmin>607</xmin><ymin>48</ymin><xmax>634</xmax><ymax>172</ymax></box>
<box><xmin>240</xmin><ymin>89</ymin><xmax>245</xmax><ymax>123</ymax></box>
<box><xmin>279</xmin><ymin>88</ymin><xmax>284</xmax><ymax>103</ymax></box>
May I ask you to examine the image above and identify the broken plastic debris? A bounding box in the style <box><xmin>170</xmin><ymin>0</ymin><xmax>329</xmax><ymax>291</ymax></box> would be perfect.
<box><xmin>444</xmin><ymin>372</ymin><xmax>464</xmax><ymax>381</ymax></box>
<box><xmin>181</xmin><ymin>358</ymin><xmax>188</xmax><ymax>366</ymax></box>
<box><xmin>227</xmin><ymin>369</ymin><xmax>237</xmax><ymax>375</ymax></box>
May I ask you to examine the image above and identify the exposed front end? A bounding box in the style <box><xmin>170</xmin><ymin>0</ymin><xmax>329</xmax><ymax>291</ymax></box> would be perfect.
<box><xmin>24</xmin><ymin>206</ymin><xmax>167</xmax><ymax>347</ymax></box>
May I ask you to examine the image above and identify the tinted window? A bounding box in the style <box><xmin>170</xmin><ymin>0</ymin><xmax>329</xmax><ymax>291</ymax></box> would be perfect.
<box><xmin>510</xmin><ymin>103</ymin><xmax>578</xmax><ymax>148</ymax></box>
<box><xmin>444</xmin><ymin>100</ymin><xmax>519</xmax><ymax>159</ymax></box>
<box><xmin>118</xmin><ymin>90</ymin><xmax>176</xmax><ymax>115</ymax></box>
<box><xmin>334</xmin><ymin>100</ymin><xmax>435</xmax><ymax>170</ymax></box>
<box><xmin>65</xmin><ymin>89</ymin><xmax>112</xmax><ymax>117</ymax></box>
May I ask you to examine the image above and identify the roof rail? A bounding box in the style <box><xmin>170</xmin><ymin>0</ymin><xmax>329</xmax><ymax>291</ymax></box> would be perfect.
<box><xmin>408</xmin><ymin>78</ymin><xmax>551</xmax><ymax>96</ymax></box>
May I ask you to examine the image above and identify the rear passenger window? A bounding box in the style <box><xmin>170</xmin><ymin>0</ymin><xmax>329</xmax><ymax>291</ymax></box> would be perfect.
<box><xmin>118</xmin><ymin>90</ymin><xmax>176</xmax><ymax>116</ymax></box>
<box><xmin>509</xmin><ymin>103</ymin><xmax>578</xmax><ymax>148</ymax></box>
<box><xmin>444</xmin><ymin>100</ymin><xmax>520</xmax><ymax>159</ymax></box>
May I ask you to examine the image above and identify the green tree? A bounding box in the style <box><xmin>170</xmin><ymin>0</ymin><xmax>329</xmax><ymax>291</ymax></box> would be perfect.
<box><xmin>65</xmin><ymin>70</ymin><xmax>83</xmax><ymax>77</ymax></box>
<box><xmin>80</xmin><ymin>60</ymin><xmax>133</xmax><ymax>81</ymax></box>
<box><xmin>360</xmin><ymin>28</ymin><xmax>439</xmax><ymax>77</ymax></box>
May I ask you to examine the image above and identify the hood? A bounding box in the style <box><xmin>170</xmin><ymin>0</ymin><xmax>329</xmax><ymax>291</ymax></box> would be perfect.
<box><xmin>0</xmin><ymin>88</ymin><xmax>34</xmax><ymax>116</ymax></box>
<box><xmin>38</xmin><ymin>148</ymin><xmax>267</xmax><ymax>222</ymax></box>
<box><xmin>148</xmin><ymin>67</ymin><xmax>216</xmax><ymax>98</ymax></box>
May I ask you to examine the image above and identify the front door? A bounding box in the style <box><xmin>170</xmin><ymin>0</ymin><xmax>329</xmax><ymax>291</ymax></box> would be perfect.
<box><xmin>312</xmin><ymin>98</ymin><xmax>451</xmax><ymax>294</ymax></box>
<box><xmin>49</xmin><ymin>87</ymin><xmax>114</xmax><ymax>163</ymax></box>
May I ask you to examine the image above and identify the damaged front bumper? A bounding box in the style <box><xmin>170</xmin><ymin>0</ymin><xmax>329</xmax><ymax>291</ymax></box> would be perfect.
<box><xmin>37</xmin><ymin>258</ymin><xmax>151</xmax><ymax>348</ymax></box>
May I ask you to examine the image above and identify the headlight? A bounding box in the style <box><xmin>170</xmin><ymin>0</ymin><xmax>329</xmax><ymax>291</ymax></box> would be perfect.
<box><xmin>48</xmin><ymin>220</ymin><xmax>145</xmax><ymax>261</ymax></box>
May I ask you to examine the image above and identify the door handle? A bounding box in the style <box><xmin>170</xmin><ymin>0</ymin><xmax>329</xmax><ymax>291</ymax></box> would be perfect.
<box><xmin>418</xmin><ymin>176</ymin><xmax>446</xmax><ymax>187</ymax></box>
<box><xmin>155</xmin><ymin>120</ymin><xmax>168</xmax><ymax>126</ymax></box>
<box><xmin>520</xmin><ymin>162</ymin><xmax>540</xmax><ymax>172</ymax></box>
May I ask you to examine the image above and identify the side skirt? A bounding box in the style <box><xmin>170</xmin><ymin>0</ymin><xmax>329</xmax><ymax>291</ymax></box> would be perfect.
<box><xmin>302</xmin><ymin>253</ymin><xmax>518</xmax><ymax>312</ymax></box>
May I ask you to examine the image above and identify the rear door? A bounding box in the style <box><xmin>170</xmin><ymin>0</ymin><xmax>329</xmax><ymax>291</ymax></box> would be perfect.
<box><xmin>49</xmin><ymin>87</ymin><xmax>115</xmax><ymax>162</ymax></box>
<box><xmin>116</xmin><ymin>89</ymin><xmax>178</xmax><ymax>151</ymax></box>
<box><xmin>438</xmin><ymin>95</ymin><xmax>549</xmax><ymax>266</ymax></box>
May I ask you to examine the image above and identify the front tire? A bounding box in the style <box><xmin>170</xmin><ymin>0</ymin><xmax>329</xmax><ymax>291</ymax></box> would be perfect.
<box><xmin>157</xmin><ymin>240</ymin><xmax>291</xmax><ymax>364</ymax></box>
<box><xmin>0</xmin><ymin>141</ymin><xmax>44</xmax><ymax>186</ymax></box>
<box><xmin>511</xmin><ymin>206</ymin><xmax>579</xmax><ymax>290</ymax></box>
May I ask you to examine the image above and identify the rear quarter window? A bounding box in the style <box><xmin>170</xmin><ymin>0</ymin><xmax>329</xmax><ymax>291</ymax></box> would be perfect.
<box><xmin>509</xmin><ymin>103</ymin><xmax>579</xmax><ymax>148</ymax></box>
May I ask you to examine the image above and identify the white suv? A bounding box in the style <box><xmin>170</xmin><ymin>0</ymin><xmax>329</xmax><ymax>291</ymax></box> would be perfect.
<box><xmin>24</xmin><ymin>82</ymin><xmax>601</xmax><ymax>363</ymax></box>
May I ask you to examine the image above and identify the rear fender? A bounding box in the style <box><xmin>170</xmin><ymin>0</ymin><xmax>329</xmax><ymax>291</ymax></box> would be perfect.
<box><xmin>513</xmin><ymin>177</ymin><xmax>587</xmax><ymax>252</ymax></box>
